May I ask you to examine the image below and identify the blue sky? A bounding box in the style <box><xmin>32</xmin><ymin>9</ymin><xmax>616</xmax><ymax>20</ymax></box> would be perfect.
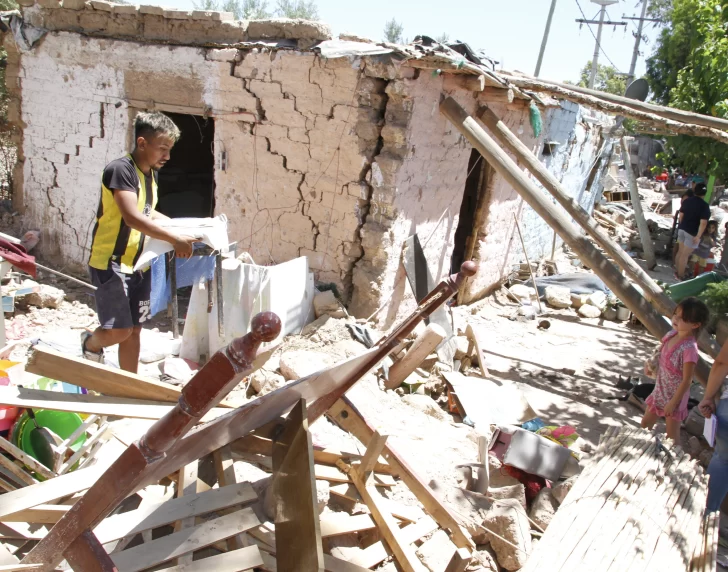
<box><xmin>148</xmin><ymin>0</ymin><xmax>662</xmax><ymax>85</ymax></box>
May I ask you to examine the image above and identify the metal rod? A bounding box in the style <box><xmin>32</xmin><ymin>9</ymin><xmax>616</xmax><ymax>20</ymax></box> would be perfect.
<box><xmin>34</xmin><ymin>262</ymin><xmax>97</xmax><ymax>291</ymax></box>
<box><xmin>512</xmin><ymin>213</ymin><xmax>543</xmax><ymax>314</ymax></box>
<box><xmin>216</xmin><ymin>254</ymin><xmax>224</xmax><ymax>337</ymax></box>
<box><xmin>170</xmin><ymin>254</ymin><xmax>179</xmax><ymax>339</ymax></box>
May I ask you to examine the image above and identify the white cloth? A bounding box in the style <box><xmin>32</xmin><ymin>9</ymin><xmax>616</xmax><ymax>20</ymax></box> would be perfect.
<box><xmin>133</xmin><ymin>215</ymin><xmax>229</xmax><ymax>271</ymax></box>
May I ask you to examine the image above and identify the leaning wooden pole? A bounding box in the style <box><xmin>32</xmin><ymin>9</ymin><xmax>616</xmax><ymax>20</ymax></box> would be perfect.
<box><xmin>478</xmin><ymin>106</ymin><xmax>720</xmax><ymax>358</ymax></box>
<box><xmin>621</xmin><ymin>136</ymin><xmax>657</xmax><ymax>270</ymax></box>
<box><xmin>440</xmin><ymin>97</ymin><xmax>710</xmax><ymax>382</ymax></box>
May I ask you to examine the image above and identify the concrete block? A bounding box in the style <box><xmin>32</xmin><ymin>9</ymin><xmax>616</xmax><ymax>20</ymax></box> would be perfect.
<box><xmin>105</xmin><ymin>13</ymin><xmax>139</xmax><ymax>35</ymax></box>
<box><xmin>36</xmin><ymin>0</ymin><xmax>61</xmax><ymax>7</ymax></box>
<box><xmin>111</xmin><ymin>3</ymin><xmax>137</xmax><ymax>14</ymax></box>
<box><xmin>89</xmin><ymin>0</ymin><xmax>112</xmax><ymax>11</ymax></box>
<box><xmin>138</xmin><ymin>4</ymin><xmax>163</xmax><ymax>15</ymax></box>
<box><xmin>60</xmin><ymin>0</ymin><xmax>85</xmax><ymax>9</ymax></box>
<box><xmin>163</xmin><ymin>9</ymin><xmax>190</xmax><ymax>19</ymax></box>
<box><xmin>78</xmin><ymin>10</ymin><xmax>109</xmax><ymax>30</ymax></box>
<box><xmin>247</xmin><ymin>18</ymin><xmax>331</xmax><ymax>41</ymax></box>
<box><xmin>206</xmin><ymin>48</ymin><xmax>239</xmax><ymax>62</ymax></box>
<box><xmin>416</xmin><ymin>529</ymin><xmax>457</xmax><ymax>571</ymax></box>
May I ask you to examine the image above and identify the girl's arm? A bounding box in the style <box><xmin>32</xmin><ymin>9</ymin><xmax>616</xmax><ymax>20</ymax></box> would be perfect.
<box><xmin>699</xmin><ymin>340</ymin><xmax>728</xmax><ymax>416</ymax></box>
<box><xmin>665</xmin><ymin>360</ymin><xmax>696</xmax><ymax>417</ymax></box>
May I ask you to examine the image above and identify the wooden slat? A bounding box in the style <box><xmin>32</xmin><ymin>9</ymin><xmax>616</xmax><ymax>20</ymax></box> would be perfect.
<box><xmin>328</xmin><ymin>398</ymin><xmax>475</xmax><ymax>550</ymax></box>
<box><xmin>0</xmin><ymin>387</ymin><xmax>227</xmax><ymax>421</ymax></box>
<box><xmin>445</xmin><ymin>548</ymin><xmax>471</xmax><ymax>572</ymax></box>
<box><xmin>344</xmin><ymin>462</ymin><xmax>426</xmax><ymax>572</ymax></box>
<box><xmin>172</xmin><ymin>461</ymin><xmax>199</xmax><ymax>566</ymax></box>
<box><xmin>315</xmin><ymin>463</ymin><xmax>394</xmax><ymax>487</ymax></box>
<box><xmin>359</xmin><ymin>431</ymin><xmax>388</xmax><ymax>477</ymax></box>
<box><xmin>0</xmin><ymin>504</ymin><xmax>68</xmax><ymax>524</ymax></box>
<box><xmin>153</xmin><ymin>546</ymin><xmax>263</xmax><ymax>572</ymax></box>
<box><xmin>94</xmin><ymin>482</ymin><xmax>256</xmax><ymax>545</ymax></box>
<box><xmin>349</xmin><ymin>516</ymin><xmax>438</xmax><ymax>569</ymax></box>
<box><xmin>329</xmin><ymin>483</ymin><xmax>425</xmax><ymax>522</ymax></box>
<box><xmin>0</xmin><ymin>464</ymin><xmax>107</xmax><ymax>519</ymax></box>
<box><xmin>58</xmin><ymin>424</ymin><xmax>111</xmax><ymax>475</ymax></box>
<box><xmin>0</xmin><ymin>455</ymin><xmax>37</xmax><ymax>488</ymax></box>
<box><xmin>320</xmin><ymin>514</ymin><xmax>376</xmax><ymax>538</ymax></box>
<box><xmin>0</xmin><ymin>438</ymin><xmax>55</xmax><ymax>481</ymax></box>
<box><xmin>110</xmin><ymin>509</ymin><xmax>260</xmax><ymax>572</ymax></box>
<box><xmin>213</xmin><ymin>445</ymin><xmax>247</xmax><ymax>551</ymax></box>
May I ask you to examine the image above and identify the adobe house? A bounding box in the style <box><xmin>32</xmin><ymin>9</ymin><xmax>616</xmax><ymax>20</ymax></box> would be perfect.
<box><xmin>2</xmin><ymin>2</ymin><xmax>613</xmax><ymax>327</ymax></box>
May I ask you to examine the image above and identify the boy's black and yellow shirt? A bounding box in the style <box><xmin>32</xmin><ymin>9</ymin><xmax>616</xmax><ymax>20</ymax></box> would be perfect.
<box><xmin>89</xmin><ymin>155</ymin><xmax>158</xmax><ymax>274</ymax></box>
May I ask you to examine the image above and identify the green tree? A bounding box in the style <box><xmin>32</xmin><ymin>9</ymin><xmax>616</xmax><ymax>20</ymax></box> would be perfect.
<box><xmin>383</xmin><ymin>18</ymin><xmax>403</xmax><ymax>43</ymax></box>
<box><xmin>275</xmin><ymin>0</ymin><xmax>318</xmax><ymax>18</ymax></box>
<box><xmin>647</xmin><ymin>0</ymin><xmax>673</xmax><ymax>23</ymax></box>
<box><xmin>645</xmin><ymin>0</ymin><xmax>728</xmax><ymax>180</ymax></box>
<box><xmin>572</xmin><ymin>61</ymin><xmax>627</xmax><ymax>95</ymax></box>
<box><xmin>193</xmin><ymin>0</ymin><xmax>270</xmax><ymax>19</ymax></box>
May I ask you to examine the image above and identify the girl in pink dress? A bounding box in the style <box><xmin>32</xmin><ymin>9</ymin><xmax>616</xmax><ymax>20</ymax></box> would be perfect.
<box><xmin>642</xmin><ymin>297</ymin><xmax>709</xmax><ymax>442</ymax></box>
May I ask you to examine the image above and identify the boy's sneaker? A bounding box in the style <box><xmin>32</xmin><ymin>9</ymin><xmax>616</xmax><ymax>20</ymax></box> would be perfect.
<box><xmin>80</xmin><ymin>331</ymin><xmax>104</xmax><ymax>363</ymax></box>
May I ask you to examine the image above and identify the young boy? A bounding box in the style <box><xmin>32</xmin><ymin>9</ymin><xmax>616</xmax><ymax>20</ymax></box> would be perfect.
<box><xmin>82</xmin><ymin>112</ymin><xmax>196</xmax><ymax>373</ymax></box>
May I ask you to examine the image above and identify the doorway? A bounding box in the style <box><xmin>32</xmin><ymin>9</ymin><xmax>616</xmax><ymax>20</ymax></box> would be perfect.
<box><xmin>451</xmin><ymin>149</ymin><xmax>492</xmax><ymax>274</ymax></box>
<box><xmin>156</xmin><ymin>113</ymin><xmax>215</xmax><ymax>219</ymax></box>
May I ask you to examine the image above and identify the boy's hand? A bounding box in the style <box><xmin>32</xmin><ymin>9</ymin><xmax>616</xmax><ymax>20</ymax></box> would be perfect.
<box><xmin>173</xmin><ymin>235</ymin><xmax>196</xmax><ymax>258</ymax></box>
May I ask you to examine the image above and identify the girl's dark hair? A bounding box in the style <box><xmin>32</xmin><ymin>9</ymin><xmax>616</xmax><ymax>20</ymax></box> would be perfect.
<box><xmin>677</xmin><ymin>297</ymin><xmax>710</xmax><ymax>329</ymax></box>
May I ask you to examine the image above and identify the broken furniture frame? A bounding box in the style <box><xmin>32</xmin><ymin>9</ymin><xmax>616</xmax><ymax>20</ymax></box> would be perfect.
<box><xmin>20</xmin><ymin>261</ymin><xmax>477</xmax><ymax>569</ymax></box>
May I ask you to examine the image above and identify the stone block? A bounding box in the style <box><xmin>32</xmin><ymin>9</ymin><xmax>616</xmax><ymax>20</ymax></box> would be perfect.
<box><xmin>587</xmin><ymin>290</ymin><xmax>607</xmax><ymax>310</ymax></box>
<box><xmin>89</xmin><ymin>0</ymin><xmax>112</xmax><ymax>11</ymax></box>
<box><xmin>489</xmin><ymin>483</ymin><xmax>526</xmax><ymax>511</ymax></box>
<box><xmin>23</xmin><ymin>284</ymin><xmax>65</xmax><ymax>309</ymax></box>
<box><xmin>552</xmin><ymin>475</ymin><xmax>577</xmax><ymax>504</ymax></box>
<box><xmin>416</xmin><ymin>529</ymin><xmax>457</xmax><ymax>571</ymax></box>
<box><xmin>313</xmin><ymin>290</ymin><xmax>346</xmax><ymax>319</ymax></box>
<box><xmin>529</xmin><ymin>488</ymin><xmax>558</xmax><ymax>530</ymax></box>
<box><xmin>247</xmin><ymin>18</ymin><xmax>331</xmax><ymax>41</ymax></box>
<box><xmin>684</xmin><ymin>406</ymin><xmax>705</xmax><ymax>437</ymax></box>
<box><xmin>138</xmin><ymin>4</ymin><xmax>163</xmax><ymax>15</ymax></box>
<box><xmin>111</xmin><ymin>3</ymin><xmax>137</xmax><ymax>14</ymax></box>
<box><xmin>279</xmin><ymin>350</ymin><xmax>335</xmax><ymax>380</ymax></box>
<box><xmin>545</xmin><ymin>285</ymin><xmax>571</xmax><ymax>308</ymax></box>
<box><xmin>205</xmin><ymin>48</ymin><xmax>239</xmax><ymax>62</ymax></box>
<box><xmin>191</xmin><ymin>9</ymin><xmax>231</xmax><ymax>20</ymax></box>
<box><xmin>105</xmin><ymin>14</ymin><xmax>140</xmax><ymax>36</ymax></box>
<box><xmin>428</xmin><ymin>481</ymin><xmax>492</xmax><ymax>544</ymax></box>
<box><xmin>36</xmin><ymin>0</ymin><xmax>61</xmax><ymax>7</ymax></box>
<box><xmin>78</xmin><ymin>10</ymin><xmax>108</xmax><ymax>31</ymax></box>
<box><xmin>249</xmin><ymin>369</ymin><xmax>286</xmax><ymax>395</ymax></box>
<box><xmin>164</xmin><ymin>9</ymin><xmax>190</xmax><ymax>19</ymax></box>
<box><xmin>483</xmin><ymin>500</ymin><xmax>532</xmax><ymax>571</ymax></box>
<box><xmin>578</xmin><ymin>304</ymin><xmax>602</xmax><ymax>318</ymax></box>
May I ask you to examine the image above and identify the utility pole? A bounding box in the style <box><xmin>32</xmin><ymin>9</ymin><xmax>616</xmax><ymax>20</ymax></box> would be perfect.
<box><xmin>626</xmin><ymin>0</ymin><xmax>650</xmax><ymax>87</ymax></box>
<box><xmin>534</xmin><ymin>0</ymin><xmax>557</xmax><ymax>77</ymax></box>
<box><xmin>575</xmin><ymin>0</ymin><xmax>624</xmax><ymax>88</ymax></box>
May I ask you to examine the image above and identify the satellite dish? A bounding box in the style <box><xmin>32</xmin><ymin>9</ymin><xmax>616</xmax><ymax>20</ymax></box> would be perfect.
<box><xmin>625</xmin><ymin>78</ymin><xmax>649</xmax><ymax>102</ymax></box>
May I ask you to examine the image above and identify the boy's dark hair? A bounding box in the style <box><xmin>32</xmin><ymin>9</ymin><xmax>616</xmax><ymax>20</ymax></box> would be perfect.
<box><xmin>695</xmin><ymin>182</ymin><xmax>708</xmax><ymax>196</ymax></box>
<box><xmin>684</xmin><ymin>189</ymin><xmax>695</xmax><ymax>198</ymax></box>
<box><xmin>677</xmin><ymin>296</ymin><xmax>710</xmax><ymax>329</ymax></box>
<box><xmin>134</xmin><ymin>112</ymin><xmax>181</xmax><ymax>143</ymax></box>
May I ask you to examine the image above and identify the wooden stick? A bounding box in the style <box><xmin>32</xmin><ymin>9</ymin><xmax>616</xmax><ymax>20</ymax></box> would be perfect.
<box><xmin>0</xmin><ymin>456</ymin><xmax>37</xmax><ymax>488</ymax></box>
<box><xmin>386</xmin><ymin>324</ymin><xmax>446</xmax><ymax>389</ymax></box>
<box><xmin>621</xmin><ymin>137</ymin><xmax>656</xmax><ymax>269</ymax></box>
<box><xmin>58</xmin><ymin>424</ymin><xmax>110</xmax><ymax>475</ymax></box>
<box><xmin>359</xmin><ymin>431</ymin><xmax>388</xmax><ymax>479</ymax></box>
<box><xmin>53</xmin><ymin>415</ymin><xmax>99</xmax><ymax>474</ymax></box>
<box><xmin>445</xmin><ymin>548</ymin><xmax>471</xmax><ymax>572</ymax></box>
<box><xmin>172</xmin><ymin>461</ymin><xmax>198</xmax><ymax>566</ymax></box>
<box><xmin>0</xmin><ymin>438</ymin><xmax>54</xmax><ymax>481</ymax></box>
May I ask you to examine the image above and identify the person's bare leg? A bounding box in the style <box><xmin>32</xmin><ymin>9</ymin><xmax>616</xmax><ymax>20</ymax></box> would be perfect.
<box><xmin>84</xmin><ymin>327</ymin><xmax>132</xmax><ymax>353</ymax></box>
<box><xmin>641</xmin><ymin>409</ymin><xmax>659</xmax><ymax>429</ymax></box>
<box><xmin>666</xmin><ymin>417</ymin><xmax>682</xmax><ymax>444</ymax></box>
<box><xmin>677</xmin><ymin>243</ymin><xmax>691</xmax><ymax>278</ymax></box>
<box><xmin>118</xmin><ymin>326</ymin><xmax>142</xmax><ymax>373</ymax></box>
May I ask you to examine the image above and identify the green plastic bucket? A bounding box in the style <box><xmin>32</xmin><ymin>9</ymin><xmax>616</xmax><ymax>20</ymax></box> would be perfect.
<box><xmin>11</xmin><ymin>410</ymin><xmax>86</xmax><ymax>471</ymax></box>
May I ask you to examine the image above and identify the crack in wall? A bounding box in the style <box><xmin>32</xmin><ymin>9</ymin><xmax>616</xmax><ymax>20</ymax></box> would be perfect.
<box><xmin>46</xmin><ymin>161</ymin><xmax>82</xmax><ymax>252</ymax></box>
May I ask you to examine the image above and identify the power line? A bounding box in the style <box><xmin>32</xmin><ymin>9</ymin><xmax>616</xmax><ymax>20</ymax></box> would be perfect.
<box><xmin>574</xmin><ymin>0</ymin><xmax>624</xmax><ymax>71</ymax></box>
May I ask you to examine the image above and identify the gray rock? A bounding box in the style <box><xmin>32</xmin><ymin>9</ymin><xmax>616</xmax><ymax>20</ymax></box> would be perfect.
<box><xmin>24</xmin><ymin>284</ymin><xmax>65</xmax><ymax>309</ymax></box>
<box><xmin>570</xmin><ymin>293</ymin><xmax>588</xmax><ymax>308</ymax></box>
<box><xmin>684</xmin><ymin>406</ymin><xmax>706</xmax><ymax>437</ymax></box>
<box><xmin>545</xmin><ymin>285</ymin><xmax>571</xmax><ymax>308</ymax></box>
<box><xmin>482</xmin><ymin>499</ymin><xmax>532</xmax><ymax>570</ymax></box>
<box><xmin>489</xmin><ymin>483</ymin><xmax>527</xmax><ymax>511</ymax></box>
<box><xmin>587</xmin><ymin>291</ymin><xmax>607</xmax><ymax>310</ymax></box>
<box><xmin>578</xmin><ymin>304</ymin><xmax>602</xmax><ymax>318</ymax></box>
<box><xmin>552</xmin><ymin>475</ymin><xmax>577</xmax><ymax>504</ymax></box>
<box><xmin>416</xmin><ymin>529</ymin><xmax>457</xmax><ymax>571</ymax></box>
<box><xmin>249</xmin><ymin>369</ymin><xmax>286</xmax><ymax>395</ymax></box>
<box><xmin>428</xmin><ymin>480</ymin><xmax>492</xmax><ymax>544</ymax></box>
<box><xmin>313</xmin><ymin>290</ymin><xmax>346</xmax><ymax>319</ymax></box>
<box><xmin>279</xmin><ymin>350</ymin><xmax>334</xmax><ymax>380</ymax></box>
<box><xmin>529</xmin><ymin>488</ymin><xmax>558</xmax><ymax>530</ymax></box>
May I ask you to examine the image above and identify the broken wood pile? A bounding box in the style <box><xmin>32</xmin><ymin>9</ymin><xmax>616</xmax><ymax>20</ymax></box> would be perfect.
<box><xmin>522</xmin><ymin>425</ymin><xmax>718</xmax><ymax>572</ymax></box>
<box><xmin>0</xmin><ymin>263</ymin><xmax>481</xmax><ymax>571</ymax></box>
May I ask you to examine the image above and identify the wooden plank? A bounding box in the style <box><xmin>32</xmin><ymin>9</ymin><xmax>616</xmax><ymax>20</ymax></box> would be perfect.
<box><xmin>0</xmin><ymin>438</ymin><xmax>55</xmax><ymax>481</ymax></box>
<box><xmin>345</xmin><ymin>462</ymin><xmax>426</xmax><ymax>572</ymax></box>
<box><xmin>0</xmin><ymin>455</ymin><xmax>37</xmax><ymax>488</ymax></box>
<box><xmin>315</xmin><ymin>463</ymin><xmax>394</xmax><ymax>487</ymax></box>
<box><xmin>0</xmin><ymin>464</ymin><xmax>106</xmax><ymax>519</ymax></box>
<box><xmin>0</xmin><ymin>566</ymin><xmax>43</xmax><ymax>571</ymax></box>
<box><xmin>26</xmin><ymin>346</ymin><xmax>238</xmax><ymax>407</ymax></box>
<box><xmin>349</xmin><ymin>516</ymin><xmax>438</xmax><ymax>569</ymax></box>
<box><xmin>172</xmin><ymin>461</ymin><xmax>199</xmax><ymax>566</ymax></box>
<box><xmin>328</xmin><ymin>398</ymin><xmax>475</xmax><ymax>550</ymax></box>
<box><xmin>359</xmin><ymin>431</ymin><xmax>388</xmax><ymax>477</ymax></box>
<box><xmin>111</xmin><ymin>509</ymin><xmax>260</xmax><ymax>572</ymax></box>
<box><xmin>58</xmin><ymin>423</ymin><xmax>111</xmax><ymax>475</ymax></box>
<box><xmin>329</xmin><ymin>483</ymin><xmax>425</xmax><ymax>523</ymax></box>
<box><xmin>94</xmin><ymin>482</ymin><xmax>256</xmax><ymax>545</ymax></box>
<box><xmin>153</xmin><ymin>546</ymin><xmax>263</xmax><ymax>572</ymax></box>
<box><xmin>213</xmin><ymin>445</ymin><xmax>248</xmax><ymax>551</ymax></box>
<box><xmin>320</xmin><ymin>514</ymin><xmax>376</xmax><ymax>538</ymax></box>
<box><xmin>271</xmin><ymin>399</ymin><xmax>324</xmax><ymax>571</ymax></box>
<box><xmin>0</xmin><ymin>505</ymin><xmax>68</xmax><ymax>524</ymax></box>
<box><xmin>0</xmin><ymin>387</ymin><xmax>227</xmax><ymax>422</ymax></box>
<box><xmin>54</xmin><ymin>415</ymin><xmax>100</xmax><ymax>474</ymax></box>
<box><xmin>445</xmin><ymin>548</ymin><xmax>471</xmax><ymax>572</ymax></box>
<box><xmin>465</xmin><ymin>324</ymin><xmax>490</xmax><ymax>378</ymax></box>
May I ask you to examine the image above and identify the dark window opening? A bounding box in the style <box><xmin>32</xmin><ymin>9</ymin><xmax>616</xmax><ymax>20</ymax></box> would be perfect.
<box><xmin>542</xmin><ymin>143</ymin><xmax>552</xmax><ymax>156</ymax></box>
<box><xmin>157</xmin><ymin>113</ymin><xmax>215</xmax><ymax>219</ymax></box>
<box><xmin>451</xmin><ymin>148</ymin><xmax>491</xmax><ymax>275</ymax></box>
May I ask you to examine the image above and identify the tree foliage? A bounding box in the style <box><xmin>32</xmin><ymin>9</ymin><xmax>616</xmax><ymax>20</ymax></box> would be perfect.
<box><xmin>193</xmin><ymin>0</ymin><xmax>318</xmax><ymax>19</ymax></box>
<box><xmin>383</xmin><ymin>18</ymin><xmax>403</xmax><ymax>43</ymax></box>
<box><xmin>572</xmin><ymin>61</ymin><xmax>626</xmax><ymax>95</ymax></box>
<box><xmin>645</xmin><ymin>0</ymin><xmax>728</xmax><ymax>179</ymax></box>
